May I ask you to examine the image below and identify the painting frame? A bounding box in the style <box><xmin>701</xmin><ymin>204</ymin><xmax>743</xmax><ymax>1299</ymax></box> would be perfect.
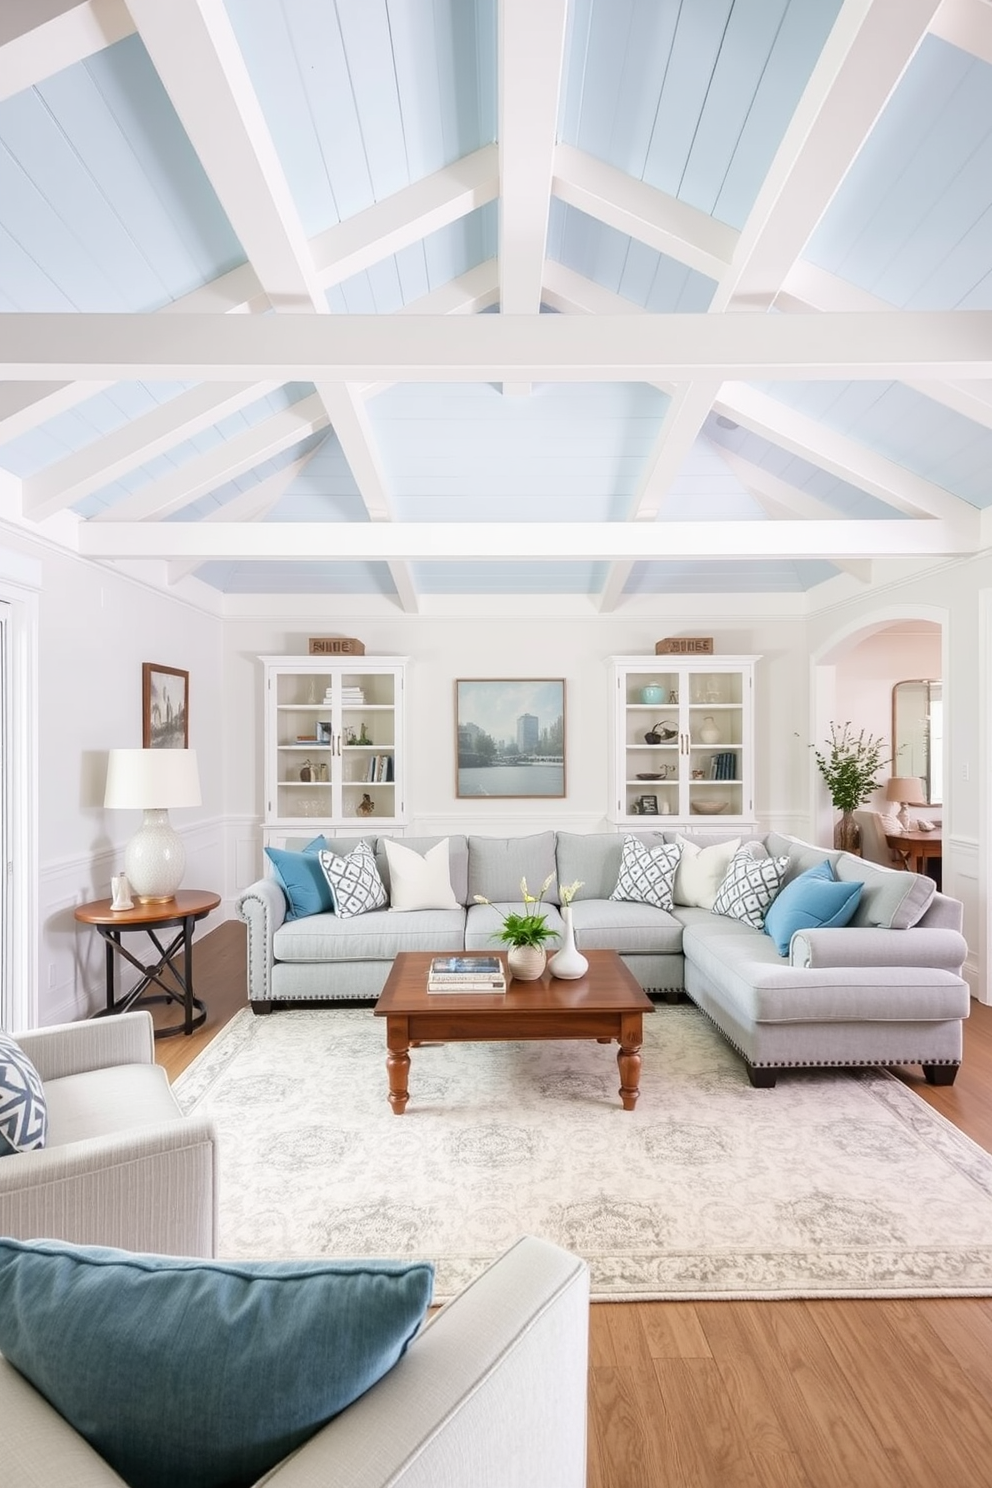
<box><xmin>455</xmin><ymin>678</ymin><xmax>565</xmax><ymax>799</ymax></box>
<box><xmin>142</xmin><ymin>663</ymin><xmax>189</xmax><ymax>749</ymax></box>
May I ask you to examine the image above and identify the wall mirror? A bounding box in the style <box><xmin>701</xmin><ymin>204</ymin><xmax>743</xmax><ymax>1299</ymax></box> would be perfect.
<box><xmin>892</xmin><ymin>679</ymin><xmax>942</xmax><ymax>806</ymax></box>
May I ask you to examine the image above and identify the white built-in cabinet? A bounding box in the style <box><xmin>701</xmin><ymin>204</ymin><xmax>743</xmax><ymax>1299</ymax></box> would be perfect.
<box><xmin>610</xmin><ymin>655</ymin><xmax>759</xmax><ymax>828</ymax></box>
<box><xmin>260</xmin><ymin>656</ymin><xmax>406</xmax><ymax>843</ymax></box>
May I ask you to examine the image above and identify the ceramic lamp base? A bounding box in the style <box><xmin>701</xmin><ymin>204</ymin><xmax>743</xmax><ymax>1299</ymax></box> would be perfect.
<box><xmin>124</xmin><ymin>808</ymin><xmax>185</xmax><ymax>902</ymax></box>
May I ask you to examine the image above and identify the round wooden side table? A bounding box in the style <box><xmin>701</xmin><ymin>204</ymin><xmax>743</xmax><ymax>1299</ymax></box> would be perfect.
<box><xmin>74</xmin><ymin>890</ymin><xmax>221</xmax><ymax>1038</ymax></box>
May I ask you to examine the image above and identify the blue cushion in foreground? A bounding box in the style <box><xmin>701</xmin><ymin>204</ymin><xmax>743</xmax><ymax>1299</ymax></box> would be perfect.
<box><xmin>763</xmin><ymin>859</ymin><xmax>863</xmax><ymax>956</ymax></box>
<box><xmin>265</xmin><ymin>837</ymin><xmax>333</xmax><ymax>919</ymax></box>
<box><xmin>0</xmin><ymin>1238</ymin><xmax>433</xmax><ymax>1488</ymax></box>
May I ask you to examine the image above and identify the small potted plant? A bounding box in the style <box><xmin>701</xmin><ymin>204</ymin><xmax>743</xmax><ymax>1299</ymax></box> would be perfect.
<box><xmin>813</xmin><ymin>722</ymin><xmax>890</xmax><ymax>852</ymax></box>
<box><xmin>473</xmin><ymin>874</ymin><xmax>559</xmax><ymax>981</ymax></box>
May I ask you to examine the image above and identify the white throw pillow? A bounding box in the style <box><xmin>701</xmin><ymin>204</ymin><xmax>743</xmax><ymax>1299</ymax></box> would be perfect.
<box><xmin>711</xmin><ymin>846</ymin><xmax>790</xmax><ymax>929</ymax></box>
<box><xmin>673</xmin><ymin>836</ymin><xmax>741</xmax><ymax>909</ymax></box>
<box><xmin>384</xmin><ymin>838</ymin><xmax>458</xmax><ymax>911</ymax></box>
<box><xmin>609</xmin><ymin>836</ymin><xmax>682</xmax><ymax>910</ymax></box>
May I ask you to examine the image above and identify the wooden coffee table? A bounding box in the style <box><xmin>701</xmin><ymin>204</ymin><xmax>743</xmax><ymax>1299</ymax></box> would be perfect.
<box><xmin>373</xmin><ymin>949</ymin><xmax>654</xmax><ymax>1114</ymax></box>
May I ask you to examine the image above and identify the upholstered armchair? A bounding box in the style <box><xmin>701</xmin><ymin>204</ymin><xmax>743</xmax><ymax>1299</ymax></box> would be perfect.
<box><xmin>0</xmin><ymin>1011</ymin><xmax>216</xmax><ymax>1256</ymax></box>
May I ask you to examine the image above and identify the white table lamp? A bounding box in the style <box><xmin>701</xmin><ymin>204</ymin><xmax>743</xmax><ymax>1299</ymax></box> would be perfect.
<box><xmin>105</xmin><ymin>749</ymin><xmax>201</xmax><ymax>902</ymax></box>
<box><xmin>884</xmin><ymin>775</ymin><xmax>927</xmax><ymax>831</ymax></box>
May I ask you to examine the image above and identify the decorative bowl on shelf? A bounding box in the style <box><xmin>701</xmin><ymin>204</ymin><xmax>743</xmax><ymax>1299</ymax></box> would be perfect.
<box><xmin>691</xmin><ymin>800</ymin><xmax>729</xmax><ymax>815</ymax></box>
<box><xmin>636</xmin><ymin>772</ymin><xmax>664</xmax><ymax>780</ymax></box>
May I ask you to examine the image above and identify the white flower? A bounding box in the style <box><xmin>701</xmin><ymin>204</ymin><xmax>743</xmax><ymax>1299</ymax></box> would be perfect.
<box><xmin>559</xmin><ymin>880</ymin><xmax>583</xmax><ymax>906</ymax></box>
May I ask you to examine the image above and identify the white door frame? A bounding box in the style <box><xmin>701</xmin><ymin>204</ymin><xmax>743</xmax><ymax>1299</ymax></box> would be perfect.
<box><xmin>0</xmin><ymin>549</ymin><xmax>40</xmax><ymax>1029</ymax></box>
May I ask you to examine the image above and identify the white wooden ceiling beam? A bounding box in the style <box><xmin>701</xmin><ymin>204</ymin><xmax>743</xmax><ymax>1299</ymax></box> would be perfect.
<box><xmin>498</xmin><ymin>0</ymin><xmax>568</xmax><ymax>393</ymax></box>
<box><xmin>541</xmin><ymin>261</ymin><xmax>651</xmax><ymax>318</ymax></box>
<box><xmin>0</xmin><ymin>0</ymin><xmax>134</xmax><ymax>102</ymax></box>
<box><xmin>91</xmin><ymin>392</ymin><xmax>328</xmax><ymax>523</ymax></box>
<box><xmin>77</xmin><ymin>518</ymin><xmax>971</xmax><ymax>563</ymax></box>
<box><xmin>6</xmin><ymin>311</ymin><xmax>991</xmax><ymax>382</ymax></box>
<box><xmin>23</xmin><ymin>382</ymin><xmax>279</xmax><ymax>520</ymax></box>
<box><xmin>311</xmin><ymin>147</ymin><xmax>499</xmax><ymax>290</ymax></box>
<box><xmin>553</xmin><ymin>145</ymin><xmax>737</xmax><ymax>282</ymax></box>
<box><xmin>713</xmin><ymin>0</ymin><xmax>942</xmax><ymax>311</ymax></box>
<box><xmin>782</xmin><ymin>259</ymin><xmax>992</xmax><ymax>430</ymax></box>
<box><xmin>931</xmin><ymin>0</ymin><xmax>992</xmax><ymax>65</ymax></box>
<box><xmin>716</xmin><ymin>383</ymin><xmax>978</xmax><ymax>532</ymax></box>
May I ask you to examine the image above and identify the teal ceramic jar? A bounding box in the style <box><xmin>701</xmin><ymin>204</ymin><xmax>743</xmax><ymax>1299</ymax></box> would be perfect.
<box><xmin>640</xmin><ymin>684</ymin><xmax>665</xmax><ymax>705</ymax></box>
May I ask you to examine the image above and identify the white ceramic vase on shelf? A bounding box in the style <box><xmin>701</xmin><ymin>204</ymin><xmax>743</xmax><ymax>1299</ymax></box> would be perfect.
<box><xmin>506</xmin><ymin>944</ymin><xmax>547</xmax><ymax>981</ymax></box>
<box><xmin>548</xmin><ymin>906</ymin><xmax>589</xmax><ymax>980</ymax></box>
<box><xmin>699</xmin><ymin>715</ymin><xmax>720</xmax><ymax>744</ymax></box>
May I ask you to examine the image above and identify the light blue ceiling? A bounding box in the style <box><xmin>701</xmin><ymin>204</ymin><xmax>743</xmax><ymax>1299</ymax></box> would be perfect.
<box><xmin>0</xmin><ymin>2</ymin><xmax>988</xmax><ymax>603</ymax></box>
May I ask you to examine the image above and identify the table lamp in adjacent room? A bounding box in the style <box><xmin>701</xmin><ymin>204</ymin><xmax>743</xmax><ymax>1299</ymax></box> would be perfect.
<box><xmin>104</xmin><ymin>748</ymin><xmax>201</xmax><ymax>902</ymax></box>
<box><xmin>884</xmin><ymin>775</ymin><xmax>927</xmax><ymax>831</ymax></box>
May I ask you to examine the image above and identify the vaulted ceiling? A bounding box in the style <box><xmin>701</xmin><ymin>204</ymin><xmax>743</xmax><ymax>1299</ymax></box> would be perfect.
<box><xmin>1</xmin><ymin>0</ymin><xmax>992</xmax><ymax>613</ymax></box>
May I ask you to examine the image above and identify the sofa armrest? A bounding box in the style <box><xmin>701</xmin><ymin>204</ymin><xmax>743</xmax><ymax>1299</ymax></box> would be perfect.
<box><xmin>12</xmin><ymin>1012</ymin><xmax>155</xmax><ymax>1082</ymax></box>
<box><xmin>0</xmin><ymin>1358</ymin><xmax>130</xmax><ymax>1486</ymax></box>
<box><xmin>791</xmin><ymin>926</ymin><xmax>968</xmax><ymax>973</ymax></box>
<box><xmin>0</xmin><ymin>1117</ymin><xmax>217</xmax><ymax>1258</ymax></box>
<box><xmin>235</xmin><ymin>878</ymin><xmax>287</xmax><ymax>1003</ymax></box>
<box><xmin>263</xmin><ymin>1235</ymin><xmax>590</xmax><ymax>1488</ymax></box>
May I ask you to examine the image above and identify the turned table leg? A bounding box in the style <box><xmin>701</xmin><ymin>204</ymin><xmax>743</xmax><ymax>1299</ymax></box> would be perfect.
<box><xmin>616</xmin><ymin>1012</ymin><xmax>643</xmax><ymax>1111</ymax></box>
<box><xmin>386</xmin><ymin>1018</ymin><xmax>411</xmax><ymax>1114</ymax></box>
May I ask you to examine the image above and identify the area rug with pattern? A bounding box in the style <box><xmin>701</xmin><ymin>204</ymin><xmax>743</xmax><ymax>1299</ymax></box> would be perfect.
<box><xmin>174</xmin><ymin>1004</ymin><xmax>992</xmax><ymax>1302</ymax></box>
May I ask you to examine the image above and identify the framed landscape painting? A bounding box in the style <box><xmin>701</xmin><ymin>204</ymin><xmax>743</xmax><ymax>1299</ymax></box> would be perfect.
<box><xmin>142</xmin><ymin>663</ymin><xmax>189</xmax><ymax>749</ymax></box>
<box><xmin>456</xmin><ymin>679</ymin><xmax>565</xmax><ymax>798</ymax></box>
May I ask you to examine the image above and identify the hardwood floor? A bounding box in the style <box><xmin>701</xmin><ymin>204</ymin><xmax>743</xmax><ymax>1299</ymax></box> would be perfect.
<box><xmin>158</xmin><ymin>923</ymin><xmax>992</xmax><ymax>1488</ymax></box>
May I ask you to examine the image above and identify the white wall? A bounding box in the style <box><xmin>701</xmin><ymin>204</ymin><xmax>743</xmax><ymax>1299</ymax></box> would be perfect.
<box><xmin>0</xmin><ymin>529</ymin><xmax>228</xmax><ymax>1023</ymax></box>
<box><xmin>223</xmin><ymin>614</ymin><xmax>813</xmax><ymax>889</ymax></box>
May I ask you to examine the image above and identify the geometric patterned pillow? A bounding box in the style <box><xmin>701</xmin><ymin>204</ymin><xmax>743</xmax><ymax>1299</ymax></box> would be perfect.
<box><xmin>317</xmin><ymin>840</ymin><xmax>388</xmax><ymax>919</ymax></box>
<box><xmin>609</xmin><ymin>836</ymin><xmax>682</xmax><ymax>911</ymax></box>
<box><xmin>0</xmin><ymin>1032</ymin><xmax>48</xmax><ymax>1157</ymax></box>
<box><xmin>711</xmin><ymin>846</ymin><xmax>790</xmax><ymax>929</ymax></box>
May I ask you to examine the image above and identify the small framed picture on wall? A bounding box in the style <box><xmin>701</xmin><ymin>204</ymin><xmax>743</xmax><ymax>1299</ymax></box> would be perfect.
<box><xmin>142</xmin><ymin>663</ymin><xmax>189</xmax><ymax>749</ymax></box>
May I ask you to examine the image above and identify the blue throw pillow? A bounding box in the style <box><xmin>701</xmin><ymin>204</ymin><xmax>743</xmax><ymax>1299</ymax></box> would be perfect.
<box><xmin>265</xmin><ymin>840</ymin><xmax>334</xmax><ymax>920</ymax></box>
<box><xmin>763</xmin><ymin>859</ymin><xmax>863</xmax><ymax>955</ymax></box>
<box><xmin>0</xmin><ymin>1238</ymin><xmax>433</xmax><ymax>1488</ymax></box>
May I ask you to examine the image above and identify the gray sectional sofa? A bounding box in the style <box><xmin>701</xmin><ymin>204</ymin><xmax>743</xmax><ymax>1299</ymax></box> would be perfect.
<box><xmin>235</xmin><ymin>829</ymin><xmax>970</xmax><ymax>1088</ymax></box>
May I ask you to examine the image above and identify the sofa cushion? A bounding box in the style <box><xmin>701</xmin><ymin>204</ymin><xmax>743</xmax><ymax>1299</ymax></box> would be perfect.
<box><xmin>274</xmin><ymin>907</ymin><xmax>467</xmax><ymax>962</ymax></box>
<box><xmin>712</xmin><ymin>846</ymin><xmax>789</xmax><ymax>929</ymax></box>
<box><xmin>318</xmin><ymin>840</ymin><xmax>388</xmax><ymax>918</ymax></box>
<box><xmin>0</xmin><ymin>1032</ymin><xmax>48</xmax><ymax>1157</ymax></box>
<box><xmin>555</xmin><ymin>831</ymin><xmax>669</xmax><ymax>901</ymax></box>
<box><xmin>264</xmin><ymin>843</ymin><xmax>335</xmax><ymax>920</ymax></box>
<box><xmin>383</xmin><ymin>837</ymin><xmax>459</xmax><ymax>911</ymax></box>
<box><xmin>764</xmin><ymin>831</ymin><xmax>935</xmax><ymax>930</ymax></box>
<box><xmin>763</xmin><ymin>860</ymin><xmax>863</xmax><ymax>955</ymax></box>
<box><xmin>468</xmin><ymin>831</ymin><xmax>560</xmax><ymax>905</ymax></box>
<box><xmin>673</xmin><ymin>836</ymin><xmax>741</xmax><ymax>909</ymax></box>
<box><xmin>569</xmin><ymin>898</ymin><xmax>683</xmax><ymax>955</ymax></box>
<box><xmin>0</xmin><ymin>1237</ymin><xmax>433</xmax><ymax>1488</ymax></box>
<box><xmin>609</xmin><ymin>835</ymin><xmax>682</xmax><ymax>910</ymax></box>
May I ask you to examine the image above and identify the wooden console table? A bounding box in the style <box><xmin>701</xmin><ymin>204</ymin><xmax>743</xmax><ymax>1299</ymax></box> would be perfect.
<box><xmin>884</xmin><ymin>829</ymin><xmax>942</xmax><ymax>879</ymax></box>
<box><xmin>74</xmin><ymin>890</ymin><xmax>220</xmax><ymax>1037</ymax></box>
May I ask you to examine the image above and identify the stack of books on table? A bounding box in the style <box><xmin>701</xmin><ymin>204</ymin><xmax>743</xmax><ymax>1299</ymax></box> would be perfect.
<box><xmin>427</xmin><ymin>955</ymin><xmax>506</xmax><ymax>993</ymax></box>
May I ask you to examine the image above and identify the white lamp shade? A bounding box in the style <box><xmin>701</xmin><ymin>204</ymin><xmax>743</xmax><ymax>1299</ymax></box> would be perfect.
<box><xmin>105</xmin><ymin>749</ymin><xmax>201</xmax><ymax>810</ymax></box>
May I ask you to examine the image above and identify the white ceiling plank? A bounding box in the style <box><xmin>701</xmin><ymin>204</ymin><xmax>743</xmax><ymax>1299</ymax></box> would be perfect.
<box><xmin>553</xmin><ymin>144</ymin><xmax>737</xmax><ymax>281</ymax></box>
<box><xmin>0</xmin><ymin>0</ymin><xmax>134</xmax><ymax>102</ymax></box>
<box><xmin>6</xmin><ymin>311</ymin><xmax>991</xmax><ymax>381</ymax></box>
<box><xmin>77</xmin><ymin>518</ymin><xmax>971</xmax><ymax>562</ymax></box>
<box><xmin>125</xmin><ymin>0</ymin><xmax>323</xmax><ymax>311</ymax></box>
<box><xmin>498</xmin><ymin>0</ymin><xmax>569</xmax><ymax>317</ymax></box>
<box><xmin>931</xmin><ymin>0</ymin><xmax>992</xmax><ymax>64</ymax></box>
<box><xmin>713</xmin><ymin>0</ymin><xmax>942</xmax><ymax>311</ymax></box>
<box><xmin>311</xmin><ymin>147</ymin><xmax>499</xmax><ymax>289</ymax></box>
<box><xmin>717</xmin><ymin>383</ymin><xmax>978</xmax><ymax>532</ymax></box>
<box><xmin>24</xmin><ymin>382</ymin><xmax>278</xmax><ymax>519</ymax></box>
<box><xmin>782</xmin><ymin>260</ymin><xmax>992</xmax><ymax>431</ymax></box>
<box><xmin>165</xmin><ymin>449</ymin><xmax>315</xmax><ymax>583</ymax></box>
<box><xmin>90</xmin><ymin>392</ymin><xmax>327</xmax><ymax>523</ymax></box>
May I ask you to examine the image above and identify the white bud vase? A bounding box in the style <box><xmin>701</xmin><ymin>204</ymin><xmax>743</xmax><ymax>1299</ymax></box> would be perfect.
<box><xmin>548</xmin><ymin>905</ymin><xmax>589</xmax><ymax>981</ymax></box>
<box><xmin>506</xmin><ymin>944</ymin><xmax>547</xmax><ymax>981</ymax></box>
